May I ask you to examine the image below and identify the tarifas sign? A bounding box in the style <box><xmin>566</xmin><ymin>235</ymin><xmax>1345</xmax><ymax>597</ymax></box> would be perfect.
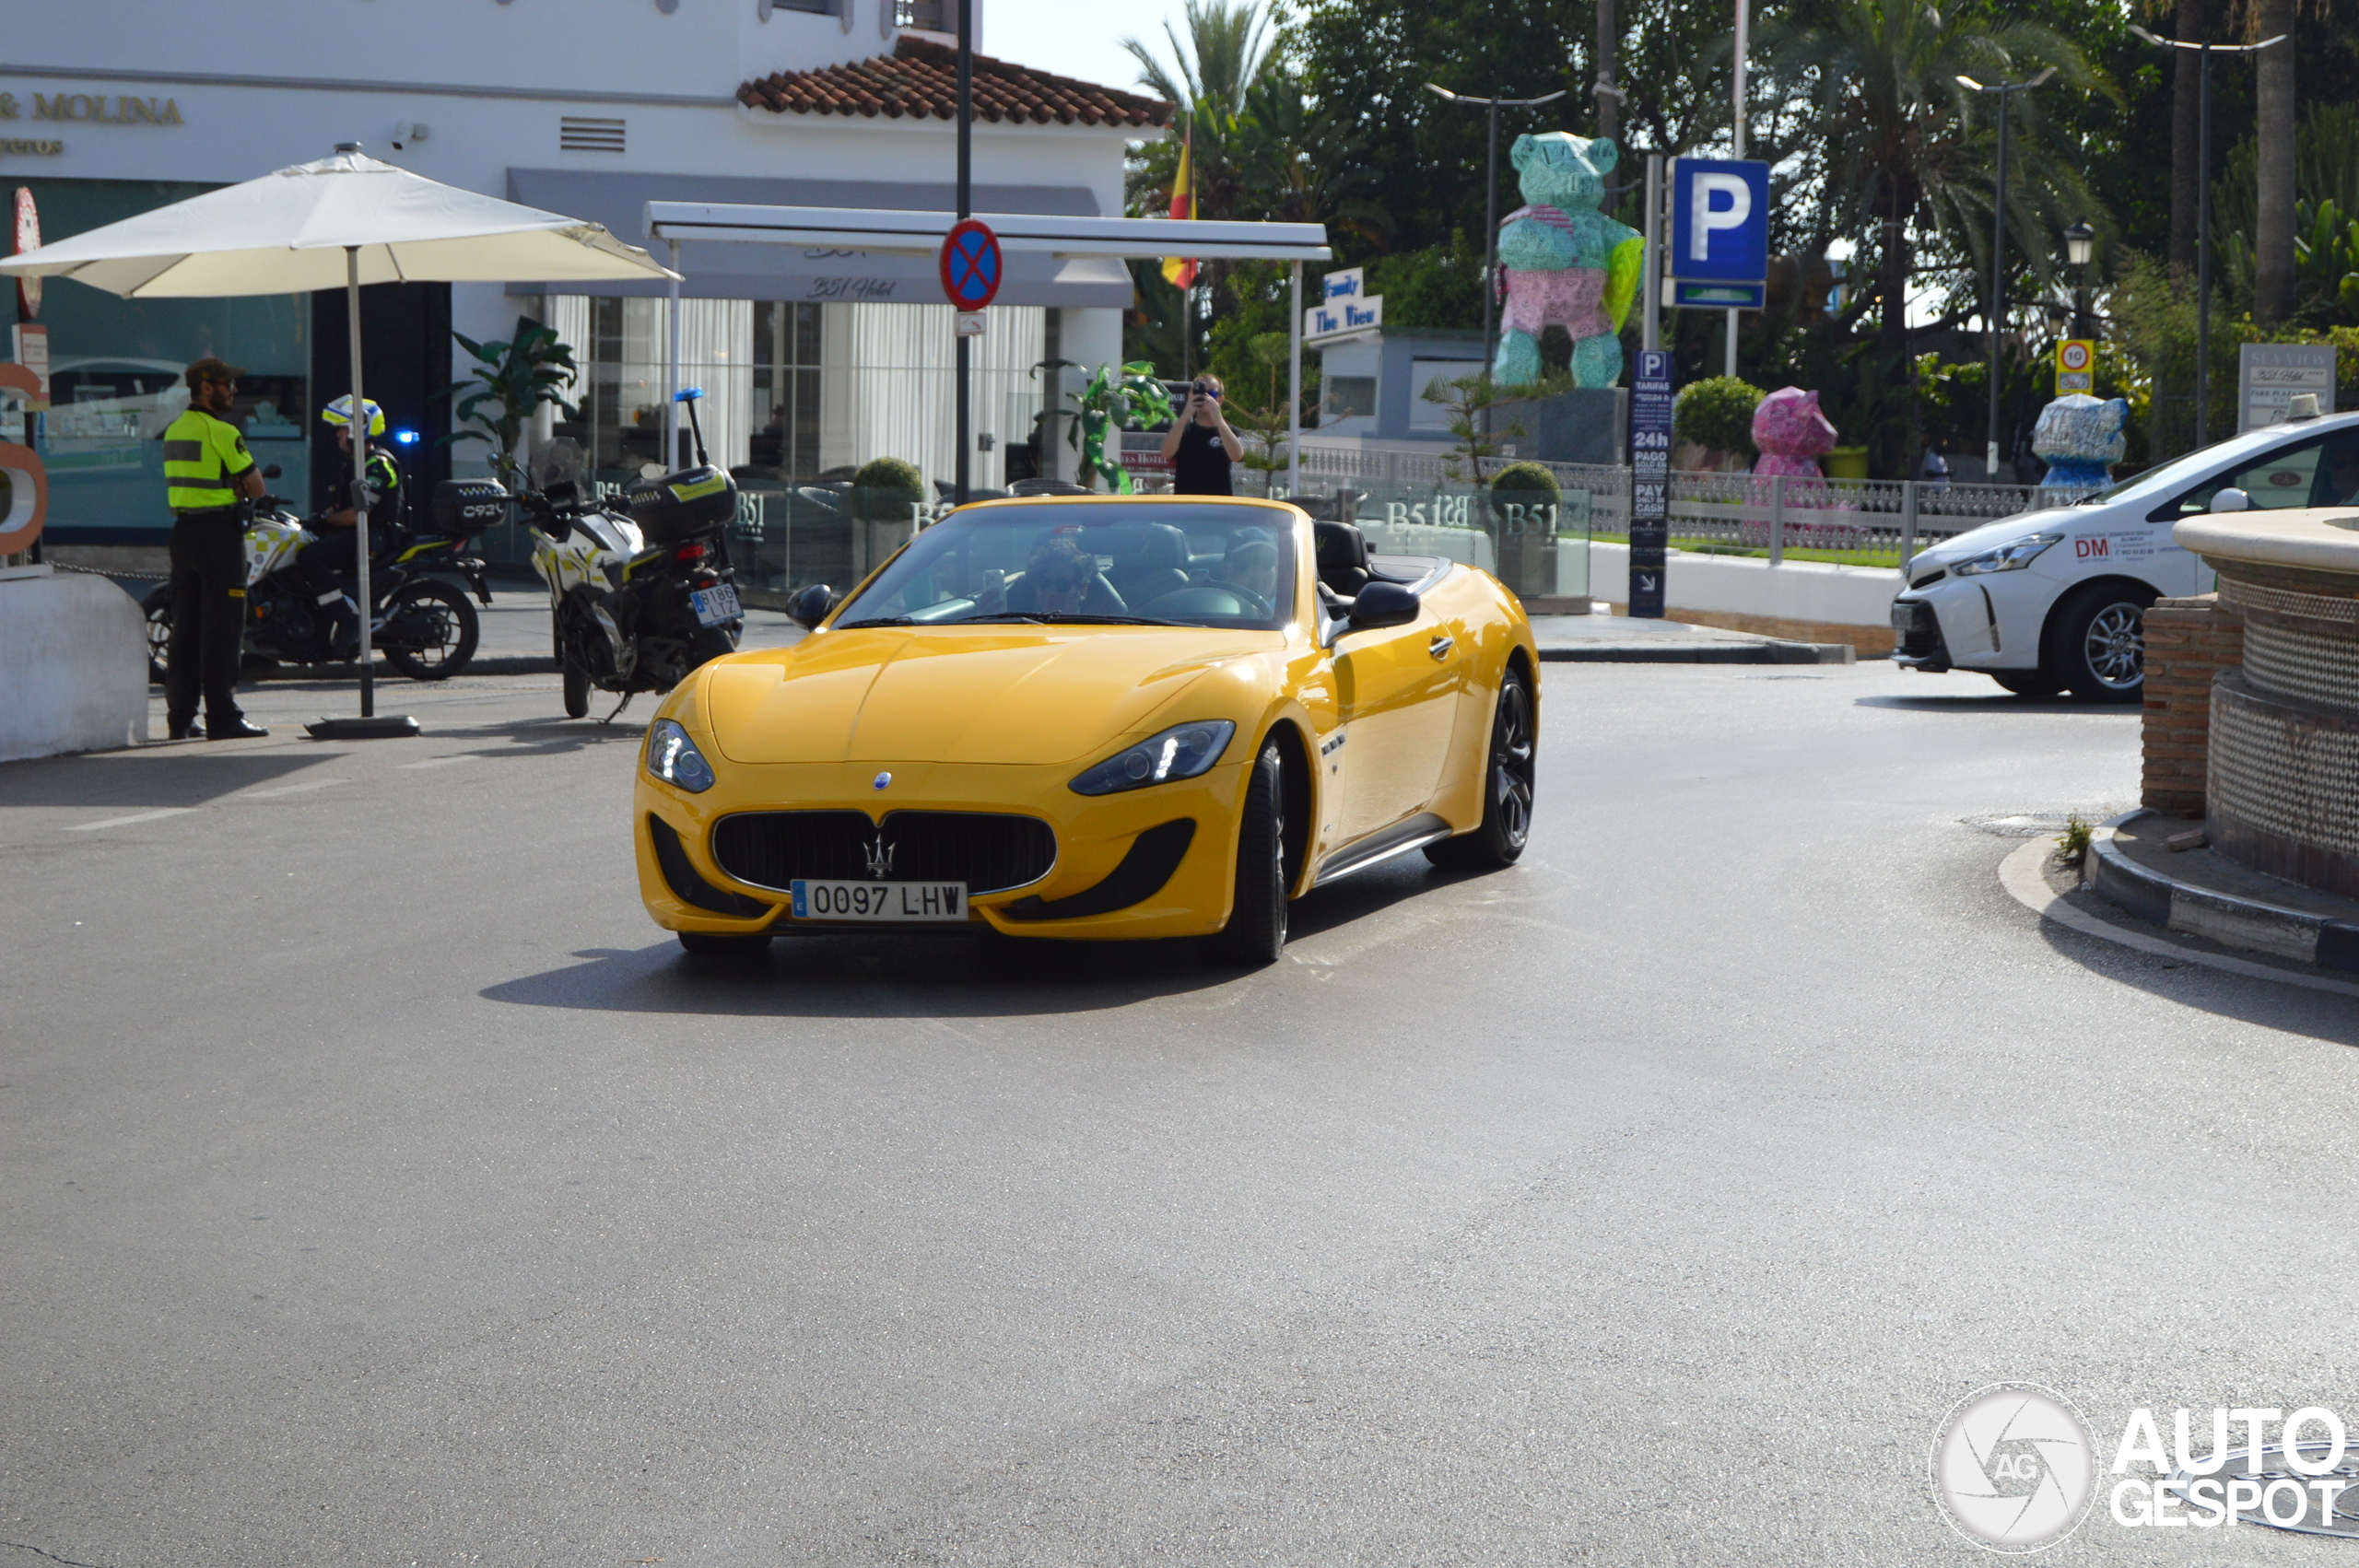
<box><xmin>0</xmin><ymin>91</ymin><xmax>184</xmax><ymax>126</ymax></box>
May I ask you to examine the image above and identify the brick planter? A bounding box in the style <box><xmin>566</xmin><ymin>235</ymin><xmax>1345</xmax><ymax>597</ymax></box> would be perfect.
<box><xmin>2140</xmin><ymin>594</ymin><xmax>2243</xmax><ymax>816</ymax></box>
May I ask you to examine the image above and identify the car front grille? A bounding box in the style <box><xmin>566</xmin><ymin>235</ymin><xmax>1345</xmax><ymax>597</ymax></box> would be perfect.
<box><xmin>1891</xmin><ymin>600</ymin><xmax>1945</xmax><ymax>660</ymax></box>
<box><xmin>711</xmin><ymin>810</ymin><xmax>1057</xmax><ymax>895</ymax></box>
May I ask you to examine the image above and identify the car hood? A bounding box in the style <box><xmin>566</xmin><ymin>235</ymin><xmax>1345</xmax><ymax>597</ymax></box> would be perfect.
<box><xmin>702</xmin><ymin>626</ymin><xmax>1279</xmax><ymax>766</ymax></box>
<box><xmin>1911</xmin><ymin>509</ymin><xmax>2075</xmax><ymax>567</ymax></box>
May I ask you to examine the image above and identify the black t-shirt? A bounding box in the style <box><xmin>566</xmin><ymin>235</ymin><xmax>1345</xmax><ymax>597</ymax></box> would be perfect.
<box><xmin>1171</xmin><ymin>420</ymin><xmax>1234</xmax><ymax>496</ymax></box>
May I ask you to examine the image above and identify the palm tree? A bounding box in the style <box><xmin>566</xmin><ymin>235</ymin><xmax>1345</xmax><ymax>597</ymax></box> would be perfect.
<box><xmin>1121</xmin><ymin>0</ymin><xmax>1275</xmax><ymax>225</ymax></box>
<box><xmin>1758</xmin><ymin>0</ymin><xmax>2107</xmax><ymax>472</ymax></box>
<box><xmin>2252</xmin><ymin>0</ymin><xmax>2297</xmax><ymax>322</ymax></box>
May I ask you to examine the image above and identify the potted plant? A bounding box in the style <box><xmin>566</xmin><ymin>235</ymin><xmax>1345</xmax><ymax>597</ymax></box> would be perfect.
<box><xmin>851</xmin><ymin>456</ymin><xmax>925</xmax><ymax>570</ymax></box>
<box><xmin>1488</xmin><ymin>461</ymin><xmax>1561</xmax><ymax>600</ymax></box>
<box><xmin>1672</xmin><ymin>376</ymin><xmax>1763</xmax><ymax>473</ymax></box>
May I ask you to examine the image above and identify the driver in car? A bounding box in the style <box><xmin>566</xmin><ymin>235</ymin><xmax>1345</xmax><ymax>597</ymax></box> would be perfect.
<box><xmin>1010</xmin><ymin>533</ymin><xmax>1126</xmax><ymax>614</ymax></box>
<box><xmin>2322</xmin><ymin>436</ymin><xmax>2359</xmax><ymax>506</ymax></box>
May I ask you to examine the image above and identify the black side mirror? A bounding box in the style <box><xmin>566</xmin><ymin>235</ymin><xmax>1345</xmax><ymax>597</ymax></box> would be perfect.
<box><xmin>1345</xmin><ymin>580</ymin><xmax>1420</xmax><ymax>631</ymax></box>
<box><xmin>787</xmin><ymin>582</ymin><xmax>835</xmax><ymax>629</ymax></box>
<box><xmin>260</xmin><ymin>463</ymin><xmax>283</xmax><ymax>479</ymax></box>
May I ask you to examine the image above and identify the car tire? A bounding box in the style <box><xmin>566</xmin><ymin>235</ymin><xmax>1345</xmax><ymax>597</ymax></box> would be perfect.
<box><xmin>1989</xmin><ymin>669</ymin><xmax>2062</xmax><ymax>698</ymax></box>
<box><xmin>1426</xmin><ymin>663</ymin><xmax>1536</xmax><ymax>870</ymax></box>
<box><xmin>677</xmin><ymin>930</ymin><xmax>771</xmax><ymax>959</ymax></box>
<box><xmin>2048</xmin><ymin>583</ymin><xmax>2154</xmax><ymax>704</ymax></box>
<box><xmin>1216</xmin><ymin>738</ymin><xmax>1288</xmax><ymax>965</ymax></box>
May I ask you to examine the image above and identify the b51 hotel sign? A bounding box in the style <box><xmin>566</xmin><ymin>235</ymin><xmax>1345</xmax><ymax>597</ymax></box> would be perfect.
<box><xmin>0</xmin><ymin>88</ymin><xmax>189</xmax><ymax>158</ymax></box>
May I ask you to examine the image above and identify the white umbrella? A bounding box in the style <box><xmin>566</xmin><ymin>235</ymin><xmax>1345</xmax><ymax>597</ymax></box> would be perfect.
<box><xmin>0</xmin><ymin>145</ymin><xmax>678</xmax><ymax>738</ymax></box>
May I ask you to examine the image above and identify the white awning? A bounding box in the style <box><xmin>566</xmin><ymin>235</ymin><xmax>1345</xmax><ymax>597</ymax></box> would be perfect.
<box><xmin>644</xmin><ymin>203</ymin><xmax>1332</xmax><ymax>263</ymax></box>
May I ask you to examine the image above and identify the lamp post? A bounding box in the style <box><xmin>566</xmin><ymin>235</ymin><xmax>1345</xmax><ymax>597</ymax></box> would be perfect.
<box><xmin>2063</xmin><ymin>220</ymin><xmax>2095</xmax><ymax>340</ymax></box>
<box><xmin>2128</xmin><ymin>26</ymin><xmax>2285</xmax><ymax>452</ymax></box>
<box><xmin>1423</xmin><ymin>82</ymin><xmax>1567</xmax><ymax>409</ymax></box>
<box><xmin>1957</xmin><ymin>68</ymin><xmax>2054</xmax><ymax>482</ymax></box>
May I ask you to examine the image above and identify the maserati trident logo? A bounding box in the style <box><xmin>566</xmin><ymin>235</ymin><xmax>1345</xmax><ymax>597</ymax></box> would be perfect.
<box><xmin>863</xmin><ymin>832</ymin><xmax>895</xmax><ymax>880</ymax></box>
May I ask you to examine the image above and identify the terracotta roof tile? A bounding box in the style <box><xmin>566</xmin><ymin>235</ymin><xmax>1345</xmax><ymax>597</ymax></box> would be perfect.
<box><xmin>739</xmin><ymin>35</ymin><xmax>1172</xmax><ymax>129</ymax></box>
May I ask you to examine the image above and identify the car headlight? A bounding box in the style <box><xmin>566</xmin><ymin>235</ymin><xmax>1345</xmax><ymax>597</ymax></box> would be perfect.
<box><xmin>1952</xmin><ymin>532</ymin><xmax>2062</xmax><ymax>576</ymax></box>
<box><xmin>646</xmin><ymin>718</ymin><xmax>716</xmax><ymax>792</ymax></box>
<box><xmin>1070</xmin><ymin>720</ymin><xmax>1237</xmax><ymax>795</ymax></box>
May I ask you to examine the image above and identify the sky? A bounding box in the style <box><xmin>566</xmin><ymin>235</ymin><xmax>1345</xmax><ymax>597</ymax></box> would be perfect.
<box><xmin>982</xmin><ymin>0</ymin><xmax>1194</xmax><ymax>95</ymax></box>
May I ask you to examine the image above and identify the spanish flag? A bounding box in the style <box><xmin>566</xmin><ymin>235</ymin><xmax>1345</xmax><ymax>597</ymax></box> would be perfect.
<box><xmin>1160</xmin><ymin>124</ymin><xmax>1197</xmax><ymax>290</ymax></box>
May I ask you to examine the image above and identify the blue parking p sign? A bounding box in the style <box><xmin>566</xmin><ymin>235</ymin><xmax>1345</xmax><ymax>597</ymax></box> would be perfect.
<box><xmin>1670</xmin><ymin>158</ymin><xmax>1769</xmax><ymax>285</ymax></box>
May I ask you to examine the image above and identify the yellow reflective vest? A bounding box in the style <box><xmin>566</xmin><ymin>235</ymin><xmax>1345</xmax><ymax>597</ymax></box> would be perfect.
<box><xmin>162</xmin><ymin>407</ymin><xmax>254</xmax><ymax>512</ymax></box>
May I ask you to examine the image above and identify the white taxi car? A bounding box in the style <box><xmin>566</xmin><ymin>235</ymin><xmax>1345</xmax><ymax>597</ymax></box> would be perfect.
<box><xmin>1891</xmin><ymin>405</ymin><xmax>2359</xmax><ymax>699</ymax></box>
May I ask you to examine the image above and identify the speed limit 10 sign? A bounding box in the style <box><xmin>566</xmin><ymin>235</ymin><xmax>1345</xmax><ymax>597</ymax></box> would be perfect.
<box><xmin>2056</xmin><ymin>338</ymin><xmax>2094</xmax><ymax>392</ymax></box>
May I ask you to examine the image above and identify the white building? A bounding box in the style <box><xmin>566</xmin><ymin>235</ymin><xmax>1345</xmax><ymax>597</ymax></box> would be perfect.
<box><xmin>0</xmin><ymin>0</ymin><xmax>1165</xmax><ymax>566</ymax></box>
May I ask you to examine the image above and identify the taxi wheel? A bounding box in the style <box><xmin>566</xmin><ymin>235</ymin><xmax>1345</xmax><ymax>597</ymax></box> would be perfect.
<box><xmin>1427</xmin><ymin>664</ymin><xmax>1536</xmax><ymax>870</ymax></box>
<box><xmin>1217</xmin><ymin>740</ymin><xmax>1288</xmax><ymax>965</ymax></box>
<box><xmin>2048</xmin><ymin>584</ymin><xmax>2153</xmax><ymax>704</ymax></box>
<box><xmin>677</xmin><ymin>930</ymin><xmax>772</xmax><ymax>959</ymax></box>
<box><xmin>1990</xmin><ymin>670</ymin><xmax>2062</xmax><ymax>697</ymax></box>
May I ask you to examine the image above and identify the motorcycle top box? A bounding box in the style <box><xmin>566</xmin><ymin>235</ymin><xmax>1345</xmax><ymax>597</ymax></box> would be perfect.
<box><xmin>433</xmin><ymin>478</ymin><xmax>510</xmax><ymax>534</ymax></box>
<box><xmin>628</xmin><ymin>465</ymin><xmax>736</xmax><ymax>544</ymax></box>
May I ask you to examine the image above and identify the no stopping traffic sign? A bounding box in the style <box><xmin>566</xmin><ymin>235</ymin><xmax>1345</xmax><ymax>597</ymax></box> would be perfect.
<box><xmin>940</xmin><ymin>219</ymin><xmax>1003</xmax><ymax>311</ymax></box>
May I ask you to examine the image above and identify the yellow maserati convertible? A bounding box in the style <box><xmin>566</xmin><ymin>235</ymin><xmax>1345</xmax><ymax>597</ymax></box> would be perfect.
<box><xmin>633</xmin><ymin>495</ymin><xmax>1539</xmax><ymax>965</ymax></box>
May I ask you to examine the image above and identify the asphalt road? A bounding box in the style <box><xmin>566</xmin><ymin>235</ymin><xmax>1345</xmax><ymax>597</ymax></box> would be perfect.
<box><xmin>5</xmin><ymin>661</ymin><xmax>2356</xmax><ymax>1566</ymax></box>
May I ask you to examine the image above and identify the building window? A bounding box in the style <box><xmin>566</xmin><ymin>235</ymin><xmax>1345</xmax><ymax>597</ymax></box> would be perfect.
<box><xmin>770</xmin><ymin>0</ymin><xmax>839</xmax><ymax>12</ymax></box>
<box><xmin>1324</xmin><ymin>376</ymin><xmax>1375</xmax><ymax>422</ymax></box>
<box><xmin>895</xmin><ymin>0</ymin><xmax>947</xmax><ymax>30</ymax></box>
<box><xmin>559</xmin><ymin>117</ymin><xmax>626</xmax><ymax>153</ymax></box>
<box><xmin>752</xmin><ymin>301</ymin><xmax>822</xmax><ymax>478</ymax></box>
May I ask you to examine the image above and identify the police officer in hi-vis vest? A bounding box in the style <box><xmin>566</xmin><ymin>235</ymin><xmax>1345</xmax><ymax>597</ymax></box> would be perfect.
<box><xmin>295</xmin><ymin>394</ymin><xmax>403</xmax><ymax>649</ymax></box>
<box><xmin>160</xmin><ymin>357</ymin><xmax>268</xmax><ymax>740</ymax></box>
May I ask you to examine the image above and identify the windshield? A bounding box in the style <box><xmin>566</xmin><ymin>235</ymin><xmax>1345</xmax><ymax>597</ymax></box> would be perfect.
<box><xmin>832</xmin><ymin>502</ymin><xmax>1297</xmax><ymax>631</ymax></box>
<box><xmin>2073</xmin><ymin>418</ymin><xmax>2359</xmax><ymax>509</ymax></box>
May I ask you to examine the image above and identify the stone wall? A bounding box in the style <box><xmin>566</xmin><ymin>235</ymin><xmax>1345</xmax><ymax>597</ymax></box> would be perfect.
<box><xmin>2140</xmin><ymin>593</ymin><xmax>2244</xmax><ymax>816</ymax></box>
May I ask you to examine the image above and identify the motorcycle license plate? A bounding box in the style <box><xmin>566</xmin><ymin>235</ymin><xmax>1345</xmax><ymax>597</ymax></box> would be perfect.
<box><xmin>791</xmin><ymin>880</ymin><xmax>968</xmax><ymax>922</ymax></box>
<box><xmin>690</xmin><ymin>584</ymin><xmax>741</xmax><ymax>627</ymax></box>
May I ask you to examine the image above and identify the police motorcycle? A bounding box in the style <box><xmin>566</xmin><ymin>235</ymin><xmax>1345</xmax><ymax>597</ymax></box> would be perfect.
<box><xmin>143</xmin><ymin>464</ymin><xmax>495</xmax><ymax>683</ymax></box>
<box><xmin>511</xmin><ymin>388</ymin><xmax>744</xmax><ymax>720</ymax></box>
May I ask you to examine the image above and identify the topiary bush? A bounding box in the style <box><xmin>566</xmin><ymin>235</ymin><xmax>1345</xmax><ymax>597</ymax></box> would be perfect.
<box><xmin>851</xmin><ymin>456</ymin><xmax>924</xmax><ymax>521</ymax></box>
<box><xmin>1673</xmin><ymin>377</ymin><xmax>1765</xmax><ymax>457</ymax></box>
<box><xmin>1490</xmin><ymin>461</ymin><xmax>1560</xmax><ymax>497</ymax></box>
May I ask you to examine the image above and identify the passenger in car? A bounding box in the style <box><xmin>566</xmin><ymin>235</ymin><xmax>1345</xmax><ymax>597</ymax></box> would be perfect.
<box><xmin>1007</xmin><ymin>533</ymin><xmax>1128</xmax><ymax>615</ymax></box>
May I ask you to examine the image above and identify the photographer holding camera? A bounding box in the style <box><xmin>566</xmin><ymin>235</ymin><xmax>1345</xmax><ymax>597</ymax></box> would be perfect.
<box><xmin>1160</xmin><ymin>374</ymin><xmax>1243</xmax><ymax>496</ymax></box>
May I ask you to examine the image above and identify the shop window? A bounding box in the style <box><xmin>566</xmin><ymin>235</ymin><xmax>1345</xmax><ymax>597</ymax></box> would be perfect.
<box><xmin>14</xmin><ymin>177</ymin><xmax>309</xmax><ymax>544</ymax></box>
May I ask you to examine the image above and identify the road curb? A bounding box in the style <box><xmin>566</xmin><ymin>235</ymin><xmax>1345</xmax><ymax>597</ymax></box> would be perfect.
<box><xmin>2085</xmin><ymin>810</ymin><xmax>2359</xmax><ymax>973</ymax></box>
<box><xmin>1996</xmin><ymin>837</ymin><xmax>2359</xmax><ymax>998</ymax></box>
<box><xmin>1537</xmin><ymin>640</ymin><xmax>1856</xmax><ymax>665</ymax></box>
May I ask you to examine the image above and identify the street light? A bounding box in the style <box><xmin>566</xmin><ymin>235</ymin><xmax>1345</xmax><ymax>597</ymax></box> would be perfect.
<box><xmin>1958</xmin><ymin>67</ymin><xmax>2054</xmax><ymax>481</ymax></box>
<box><xmin>2128</xmin><ymin>24</ymin><xmax>2286</xmax><ymax>451</ymax></box>
<box><xmin>2064</xmin><ymin>220</ymin><xmax>2095</xmax><ymax>340</ymax></box>
<box><xmin>1425</xmin><ymin>82</ymin><xmax>1567</xmax><ymax>412</ymax></box>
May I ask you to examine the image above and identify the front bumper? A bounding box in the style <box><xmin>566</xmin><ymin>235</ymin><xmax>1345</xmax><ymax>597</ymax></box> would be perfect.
<box><xmin>634</xmin><ymin>757</ymin><xmax>1248</xmax><ymax>942</ymax></box>
<box><xmin>1890</xmin><ymin>595</ymin><xmax>1950</xmax><ymax>672</ymax></box>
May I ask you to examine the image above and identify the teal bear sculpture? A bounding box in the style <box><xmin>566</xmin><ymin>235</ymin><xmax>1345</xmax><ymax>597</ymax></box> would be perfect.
<box><xmin>1494</xmin><ymin>132</ymin><xmax>1645</xmax><ymax>391</ymax></box>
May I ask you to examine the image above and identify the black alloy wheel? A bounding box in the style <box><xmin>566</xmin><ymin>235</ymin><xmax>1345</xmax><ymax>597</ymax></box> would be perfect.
<box><xmin>379</xmin><ymin>579</ymin><xmax>480</xmax><ymax>681</ymax></box>
<box><xmin>1427</xmin><ymin>664</ymin><xmax>1536</xmax><ymax>870</ymax></box>
<box><xmin>2048</xmin><ymin>583</ymin><xmax>2154</xmax><ymax>704</ymax></box>
<box><xmin>1217</xmin><ymin>739</ymin><xmax>1288</xmax><ymax>965</ymax></box>
<box><xmin>677</xmin><ymin>930</ymin><xmax>772</xmax><ymax>959</ymax></box>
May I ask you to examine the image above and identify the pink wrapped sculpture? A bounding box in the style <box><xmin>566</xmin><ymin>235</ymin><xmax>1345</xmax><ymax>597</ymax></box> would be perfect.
<box><xmin>1752</xmin><ymin>386</ymin><xmax>1837</xmax><ymax>482</ymax></box>
<box><xmin>1747</xmin><ymin>387</ymin><xmax>1842</xmax><ymax>543</ymax></box>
